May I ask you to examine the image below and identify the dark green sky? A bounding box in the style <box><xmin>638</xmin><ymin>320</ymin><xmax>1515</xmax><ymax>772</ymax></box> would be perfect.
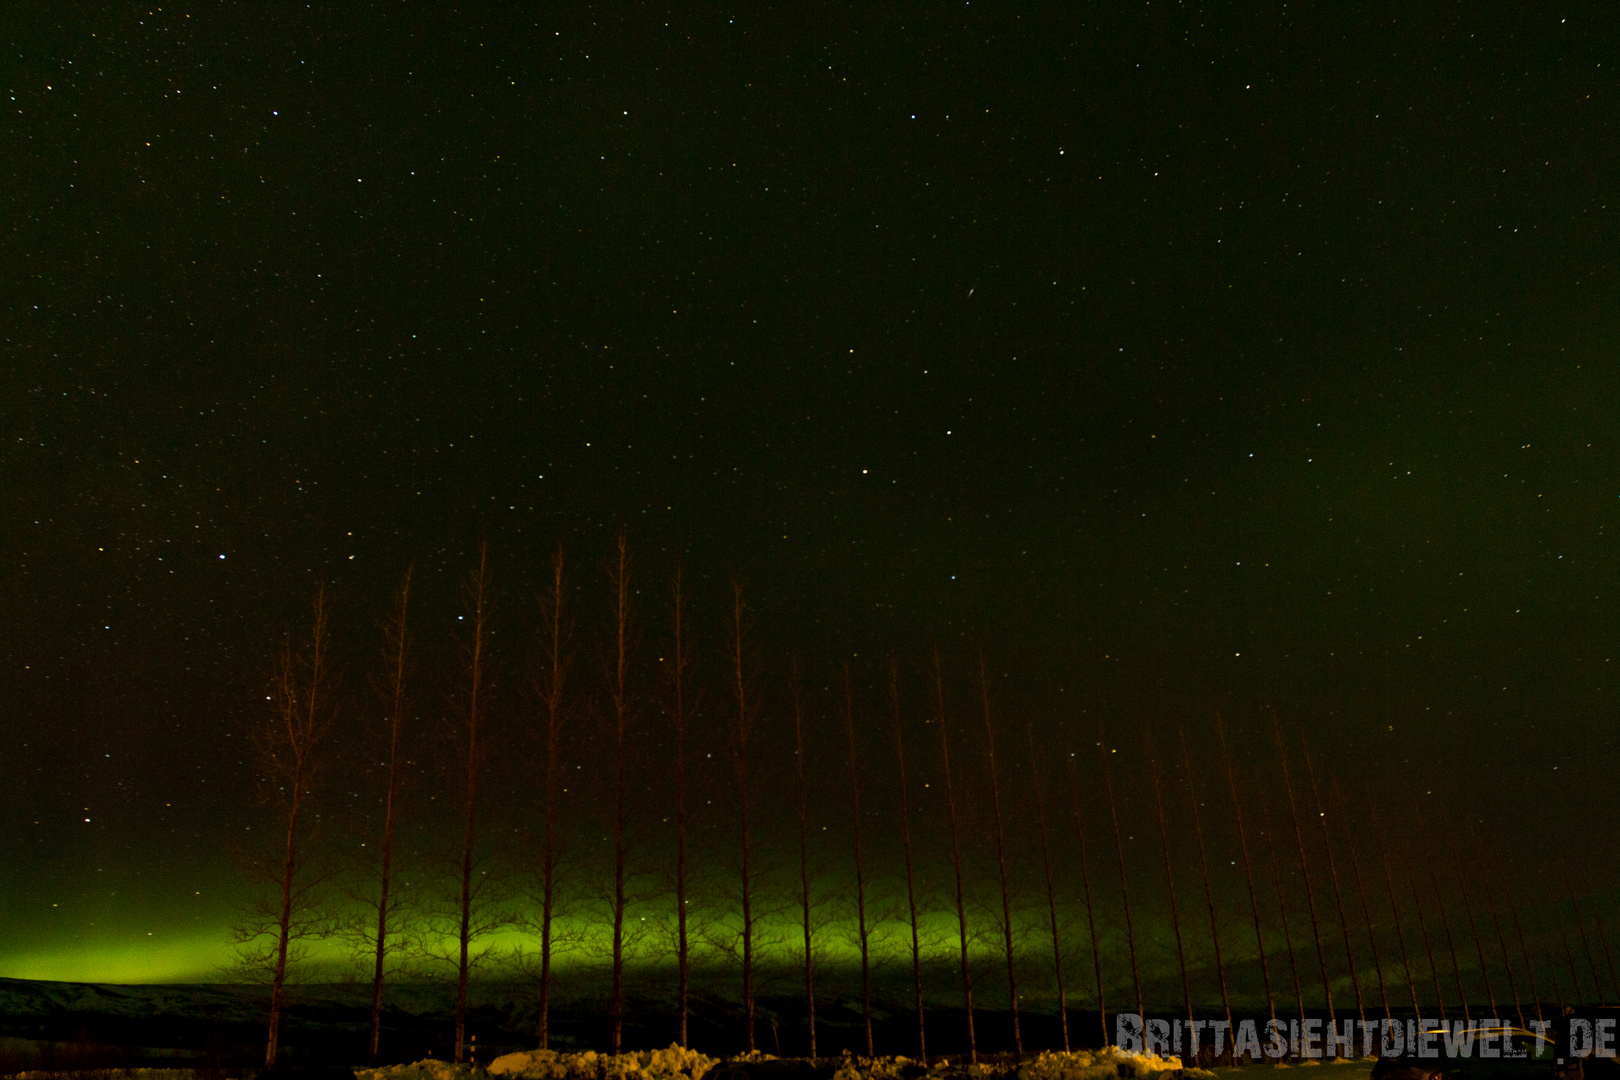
<box><xmin>2</xmin><ymin>4</ymin><xmax>1617</xmax><ymax>985</ymax></box>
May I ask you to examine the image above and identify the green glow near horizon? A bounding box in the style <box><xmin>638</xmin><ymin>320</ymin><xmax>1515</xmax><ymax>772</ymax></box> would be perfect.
<box><xmin>0</xmin><ymin>907</ymin><xmax>1030</xmax><ymax>986</ymax></box>
<box><xmin>0</xmin><ymin>931</ymin><xmax>243</xmax><ymax>984</ymax></box>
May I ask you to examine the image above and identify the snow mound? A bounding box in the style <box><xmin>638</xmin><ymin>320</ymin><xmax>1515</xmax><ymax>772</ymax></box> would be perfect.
<box><xmin>485</xmin><ymin>1044</ymin><xmax>718</xmax><ymax>1080</ymax></box>
<box><xmin>1015</xmin><ymin>1049</ymin><xmax>1213</xmax><ymax>1080</ymax></box>
<box><xmin>830</xmin><ymin>1056</ymin><xmax>919</xmax><ymax>1080</ymax></box>
<box><xmin>357</xmin><ymin>1048</ymin><xmax>1210</xmax><ymax>1080</ymax></box>
<box><xmin>820</xmin><ymin>1047</ymin><xmax>1208</xmax><ymax>1080</ymax></box>
<box><xmin>7</xmin><ymin>1072</ymin><xmax>252</xmax><ymax>1080</ymax></box>
<box><xmin>355</xmin><ymin>1058</ymin><xmax>480</xmax><ymax>1080</ymax></box>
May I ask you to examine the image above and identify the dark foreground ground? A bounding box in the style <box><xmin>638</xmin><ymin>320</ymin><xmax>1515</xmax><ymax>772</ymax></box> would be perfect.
<box><xmin>3</xmin><ymin>978</ymin><xmax>1607</xmax><ymax>1080</ymax></box>
<box><xmin>0</xmin><ymin>977</ymin><xmax>1092</xmax><ymax>1072</ymax></box>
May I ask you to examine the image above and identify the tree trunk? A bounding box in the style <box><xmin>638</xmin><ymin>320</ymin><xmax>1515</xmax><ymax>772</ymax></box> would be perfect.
<box><xmin>1498</xmin><ymin>870</ymin><xmax>1546</xmax><ymax>1024</ymax></box>
<box><xmin>1256</xmin><ymin>782</ymin><xmax>1307</xmax><ymax>1028</ymax></box>
<box><xmin>1368</xmin><ymin>793</ymin><xmax>1422</xmax><ymax>1018</ymax></box>
<box><xmin>1101</xmin><ymin>725</ymin><xmax>1144</xmax><ymax>1027</ymax></box>
<box><xmin>454</xmin><ymin>546</ymin><xmax>491</xmax><ymax>1065</ymax></box>
<box><xmin>1145</xmin><ymin>726</ymin><xmax>1193</xmax><ymax>1036</ymax></box>
<box><xmin>1577</xmin><ymin>865</ymin><xmax>1620</xmax><ymax>1002</ymax></box>
<box><xmin>1445</xmin><ymin>819</ymin><xmax>1497</xmax><ymax>1017</ymax></box>
<box><xmin>1563</xmin><ymin>862</ymin><xmax>1607</xmax><ymax>1004</ymax></box>
<box><xmin>932</xmin><ymin>652</ymin><xmax>976</xmax><ymax>1063</ymax></box>
<box><xmin>1217</xmin><ymin>717</ymin><xmax>1273</xmax><ymax>1024</ymax></box>
<box><xmin>1180</xmin><ymin>728</ymin><xmax>1230</xmax><ymax>1055</ymax></box>
<box><xmin>264</xmin><ymin>586</ymin><xmax>332</xmax><ymax>1069</ymax></box>
<box><xmin>791</xmin><ymin>663</ymin><xmax>817</xmax><ymax>1058</ymax></box>
<box><xmin>1402</xmin><ymin>849</ymin><xmax>1449</xmax><ymax>1022</ymax></box>
<box><xmin>978</xmin><ymin>657</ymin><xmax>1021</xmax><ymax>1062</ymax></box>
<box><xmin>730</xmin><ymin>583</ymin><xmax>757</xmax><ymax>1052</ymax></box>
<box><xmin>267</xmin><ymin>777</ymin><xmax>305</xmax><ymax>1070</ymax></box>
<box><xmin>1301</xmin><ymin>738</ymin><xmax>1362</xmax><ymax>1029</ymax></box>
<box><xmin>891</xmin><ymin>662</ymin><xmax>927</xmax><ymax>1059</ymax></box>
<box><xmin>1065</xmin><ymin>756</ymin><xmax>1107</xmax><ymax>1047</ymax></box>
<box><xmin>608</xmin><ymin>530</ymin><xmax>631</xmax><ymax>1055</ymax></box>
<box><xmin>1330</xmin><ymin>779</ymin><xmax>1387</xmax><ymax>1022</ymax></box>
<box><xmin>1272</xmin><ymin>717</ymin><xmax>1333</xmax><ymax>1018</ymax></box>
<box><xmin>537</xmin><ymin>544</ymin><xmax>569</xmax><ymax>1050</ymax></box>
<box><xmin>1469</xmin><ymin>824</ymin><xmax>1523</xmax><ymax>1027</ymax></box>
<box><xmin>1557</xmin><ymin>903</ymin><xmax>1585</xmax><ymax>1004</ymax></box>
<box><xmin>1544</xmin><ymin>909</ymin><xmax>1568</xmax><ymax>1007</ymax></box>
<box><xmin>669</xmin><ymin>567</ymin><xmax>691</xmax><ymax>1047</ymax></box>
<box><xmin>1415</xmin><ymin>803</ymin><xmax>1469</xmax><ymax>1022</ymax></box>
<box><xmin>842</xmin><ymin>664</ymin><xmax>874</xmax><ymax>1057</ymax></box>
<box><xmin>370</xmin><ymin>569</ymin><xmax>412</xmax><ymax>1064</ymax></box>
<box><xmin>1027</xmin><ymin>722</ymin><xmax>1067</xmax><ymax>1053</ymax></box>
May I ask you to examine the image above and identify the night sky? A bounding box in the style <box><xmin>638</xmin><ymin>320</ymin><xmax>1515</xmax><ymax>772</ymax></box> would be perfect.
<box><xmin>4</xmin><ymin>5</ymin><xmax>1618</xmax><ymax>991</ymax></box>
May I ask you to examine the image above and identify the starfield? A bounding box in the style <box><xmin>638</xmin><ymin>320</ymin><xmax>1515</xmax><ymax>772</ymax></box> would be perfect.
<box><xmin>2</xmin><ymin>4</ymin><xmax>1616</xmax><ymax>1076</ymax></box>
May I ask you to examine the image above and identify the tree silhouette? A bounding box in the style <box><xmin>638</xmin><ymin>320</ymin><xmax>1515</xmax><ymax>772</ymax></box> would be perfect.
<box><xmin>452</xmin><ymin>545</ymin><xmax>494</xmax><ymax>1064</ymax></box>
<box><xmin>933</xmin><ymin>652</ymin><xmax>977</xmax><ymax>1063</ymax></box>
<box><xmin>1145</xmin><ymin>724</ymin><xmax>1192</xmax><ymax>1032</ymax></box>
<box><xmin>790</xmin><ymin>661</ymin><xmax>818</xmax><ymax>1057</ymax></box>
<box><xmin>978</xmin><ymin>656</ymin><xmax>1020</xmax><ymax>1061</ymax></box>
<box><xmin>1218</xmin><ymin>716</ymin><xmax>1273</xmax><ymax>1024</ymax></box>
<box><xmin>842</xmin><ymin>662</ymin><xmax>874</xmax><ymax>1057</ymax></box>
<box><xmin>729</xmin><ymin>582</ymin><xmax>759</xmax><ymax>1052</ymax></box>
<box><xmin>1180</xmin><ymin>727</ymin><xmax>1230</xmax><ymax>1055</ymax></box>
<box><xmin>367</xmin><ymin>569</ymin><xmax>413</xmax><ymax>1064</ymax></box>
<box><xmin>892</xmin><ymin>660</ymin><xmax>926</xmax><ymax>1060</ymax></box>
<box><xmin>237</xmin><ymin>584</ymin><xmax>337</xmax><ymax>1069</ymax></box>
<box><xmin>1065</xmin><ymin>755</ymin><xmax>1106</xmax><ymax>1046</ymax></box>
<box><xmin>533</xmin><ymin>543</ymin><xmax>572</xmax><ymax>1050</ymax></box>
<box><xmin>666</xmin><ymin>566</ymin><xmax>695</xmax><ymax>1047</ymax></box>
<box><xmin>1027</xmin><ymin>721</ymin><xmax>1067</xmax><ymax>1052</ymax></box>
<box><xmin>604</xmin><ymin>529</ymin><xmax>635</xmax><ymax>1055</ymax></box>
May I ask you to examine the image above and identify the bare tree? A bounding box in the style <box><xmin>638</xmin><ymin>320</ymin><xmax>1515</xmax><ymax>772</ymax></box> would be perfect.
<box><xmin>1218</xmin><ymin>717</ymin><xmax>1273</xmax><ymax>1023</ymax></box>
<box><xmin>667</xmin><ymin>566</ymin><xmax>694</xmax><ymax>1047</ymax></box>
<box><xmin>240</xmin><ymin>585</ymin><xmax>338</xmax><ymax>1069</ymax></box>
<box><xmin>534</xmin><ymin>543</ymin><xmax>572</xmax><ymax>1049</ymax></box>
<box><xmin>367</xmin><ymin>569</ymin><xmax>413</xmax><ymax>1064</ymax></box>
<box><xmin>1256</xmin><ymin>780</ymin><xmax>1306</xmax><ymax>1027</ymax></box>
<box><xmin>790</xmin><ymin>661</ymin><xmax>817</xmax><ymax>1057</ymax></box>
<box><xmin>1415</xmin><ymin>802</ymin><xmax>1469</xmax><ymax>1022</ymax></box>
<box><xmin>1180</xmin><ymin>727</ymin><xmax>1231</xmax><ymax>1052</ymax></box>
<box><xmin>1562</xmin><ymin>860</ymin><xmax>1607</xmax><ymax>1004</ymax></box>
<box><xmin>1557</xmin><ymin>899</ymin><xmax>1585</xmax><ymax>1004</ymax></box>
<box><xmin>978</xmin><ymin>656</ymin><xmax>1021</xmax><ymax>1061</ymax></box>
<box><xmin>1444</xmin><ymin>816</ymin><xmax>1497</xmax><ymax>1017</ymax></box>
<box><xmin>1145</xmin><ymin>725</ymin><xmax>1193</xmax><ymax>1033</ymax></box>
<box><xmin>1402</xmin><ymin>847</ymin><xmax>1449</xmax><ymax>1022</ymax></box>
<box><xmin>1065</xmin><ymin>756</ymin><xmax>1107</xmax><ymax>1046</ymax></box>
<box><xmin>1543</xmin><ymin>906</ymin><xmax>1568</xmax><ymax>1008</ymax></box>
<box><xmin>933</xmin><ymin>651</ymin><xmax>977</xmax><ymax>1062</ymax></box>
<box><xmin>1302</xmin><ymin>737</ymin><xmax>1361</xmax><ymax>1027</ymax></box>
<box><xmin>1368</xmin><ymin>792</ymin><xmax>1421</xmax><ymax>1018</ymax></box>
<box><xmin>842</xmin><ymin>663</ymin><xmax>875</xmax><ymax>1057</ymax></box>
<box><xmin>1027</xmin><ymin>722</ymin><xmax>1068</xmax><ymax>1052</ymax></box>
<box><xmin>1331</xmin><ymin>779</ymin><xmax>1387</xmax><ymax>1022</ymax></box>
<box><xmin>1101</xmin><ymin>724</ymin><xmax>1144</xmax><ymax>1026</ymax></box>
<box><xmin>1469</xmin><ymin>823</ymin><xmax>1524</xmax><ymax>1027</ymax></box>
<box><xmin>605</xmin><ymin>529</ymin><xmax>634</xmax><ymax>1055</ymax></box>
<box><xmin>729</xmin><ymin>582</ymin><xmax>759</xmax><ymax>1052</ymax></box>
<box><xmin>1535</xmin><ymin>913</ymin><xmax>1561</xmax><ymax>1016</ymax></box>
<box><xmin>1272</xmin><ymin>717</ymin><xmax>1332</xmax><ymax>1016</ymax></box>
<box><xmin>452</xmin><ymin>545</ymin><xmax>493</xmax><ymax>1064</ymax></box>
<box><xmin>892</xmin><ymin>661</ymin><xmax>927</xmax><ymax>1059</ymax></box>
<box><xmin>1577</xmin><ymin>864</ymin><xmax>1620</xmax><ymax>1000</ymax></box>
<box><xmin>1497</xmin><ymin>865</ymin><xmax>1546</xmax><ymax>1024</ymax></box>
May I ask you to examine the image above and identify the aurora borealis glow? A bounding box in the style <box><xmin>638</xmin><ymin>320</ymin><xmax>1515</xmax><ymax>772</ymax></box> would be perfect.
<box><xmin>3</xmin><ymin>5</ymin><xmax>1618</xmax><ymax>1051</ymax></box>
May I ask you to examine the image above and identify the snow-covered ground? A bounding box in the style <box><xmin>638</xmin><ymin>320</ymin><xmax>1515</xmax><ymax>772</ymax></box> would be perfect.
<box><xmin>355</xmin><ymin>1044</ymin><xmax>1211</xmax><ymax>1080</ymax></box>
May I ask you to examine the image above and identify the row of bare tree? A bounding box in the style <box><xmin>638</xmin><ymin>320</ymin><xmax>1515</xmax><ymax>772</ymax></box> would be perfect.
<box><xmin>238</xmin><ymin>537</ymin><xmax>1619</xmax><ymax>1068</ymax></box>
